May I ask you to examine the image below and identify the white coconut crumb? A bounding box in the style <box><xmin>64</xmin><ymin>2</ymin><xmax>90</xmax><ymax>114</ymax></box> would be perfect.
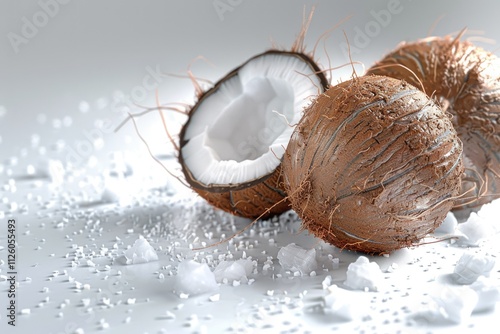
<box><xmin>165</xmin><ymin>311</ymin><xmax>176</xmax><ymax>320</ymax></box>
<box><xmin>174</xmin><ymin>260</ymin><xmax>218</xmax><ymax>297</ymax></box>
<box><xmin>277</xmin><ymin>243</ymin><xmax>317</xmax><ymax>275</ymax></box>
<box><xmin>73</xmin><ymin>328</ymin><xmax>84</xmax><ymax>334</ymax></box>
<box><xmin>322</xmin><ymin>275</ymin><xmax>333</xmax><ymax>290</ymax></box>
<box><xmin>344</xmin><ymin>256</ymin><xmax>384</xmax><ymax>291</ymax></box>
<box><xmin>20</xmin><ymin>308</ymin><xmax>31</xmax><ymax>315</ymax></box>
<box><xmin>331</xmin><ymin>257</ymin><xmax>340</xmax><ymax>269</ymax></box>
<box><xmin>453</xmin><ymin>252</ymin><xmax>496</xmax><ymax>284</ymax></box>
<box><xmin>209</xmin><ymin>294</ymin><xmax>220</xmax><ymax>302</ymax></box>
<box><xmin>179</xmin><ymin>293</ymin><xmax>189</xmax><ymax>299</ymax></box>
<box><xmin>99</xmin><ymin>320</ymin><xmax>109</xmax><ymax>330</ymax></box>
<box><xmin>470</xmin><ymin>276</ymin><xmax>500</xmax><ymax>312</ymax></box>
<box><xmin>456</xmin><ymin>213</ymin><xmax>496</xmax><ymax>246</ymax></box>
<box><xmin>417</xmin><ymin>284</ymin><xmax>478</xmax><ymax>324</ymax></box>
<box><xmin>119</xmin><ymin>236</ymin><xmax>158</xmax><ymax>265</ymax></box>
<box><xmin>213</xmin><ymin>259</ymin><xmax>253</xmax><ymax>284</ymax></box>
<box><xmin>386</xmin><ymin>263</ymin><xmax>399</xmax><ymax>273</ymax></box>
<box><xmin>323</xmin><ymin>285</ymin><xmax>371</xmax><ymax>321</ymax></box>
<box><xmin>126</xmin><ymin>298</ymin><xmax>136</xmax><ymax>305</ymax></box>
<box><xmin>434</xmin><ymin>212</ymin><xmax>458</xmax><ymax>234</ymax></box>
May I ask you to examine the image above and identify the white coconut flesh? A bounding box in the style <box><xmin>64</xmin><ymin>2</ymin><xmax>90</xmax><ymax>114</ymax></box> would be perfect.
<box><xmin>181</xmin><ymin>53</ymin><xmax>323</xmax><ymax>187</ymax></box>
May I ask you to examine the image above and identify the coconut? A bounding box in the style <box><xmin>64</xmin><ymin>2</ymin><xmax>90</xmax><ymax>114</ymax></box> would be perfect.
<box><xmin>282</xmin><ymin>75</ymin><xmax>464</xmax><ymax>254</ymax></box>
<box><xmin>366</xmin><ymin>36</ymin><xmax>500</xmax><ymax>215</ymax></box>
<box><xmin>179</xmin><ymin>50</ymin><xmax>328</xmax><ymax>219</ymax></box>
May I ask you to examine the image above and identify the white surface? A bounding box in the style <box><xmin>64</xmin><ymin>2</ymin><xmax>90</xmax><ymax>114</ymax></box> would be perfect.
<box><xmin>1</xmin><ymin>176</ymin><xmax>500</xmax><ymax>333</ymax></box>
<box><xmin>2</xmin><ymin>1</ymin><xmax>500</xmax><ymax>333</ymax></box>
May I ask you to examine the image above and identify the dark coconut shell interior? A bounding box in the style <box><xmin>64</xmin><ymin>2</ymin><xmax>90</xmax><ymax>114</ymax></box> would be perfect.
<box><xmin>179</xmin><ymin>50</ymin><xmax>329</xmax><ymax>219</ymax></box>
<box><xmin>367</xmin><ymin>37</ymin><xmax>500</xmax><ymax>215</ymax></box>
<box><xmin>283</xmin><ymin>75</ymin><xmax>464</xmax><ymax>254</ymax></box>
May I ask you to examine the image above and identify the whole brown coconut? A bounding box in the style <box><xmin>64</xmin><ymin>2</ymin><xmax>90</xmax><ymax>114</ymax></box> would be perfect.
<box><xmin>367</xmin><ymin>36</ymin><xmax>500</xmax><ymax>215</ymax></box>
<box><xmin>283</xmin><ymin>75</ymin><xmax>464</xmax><ymax>254</ymax></box>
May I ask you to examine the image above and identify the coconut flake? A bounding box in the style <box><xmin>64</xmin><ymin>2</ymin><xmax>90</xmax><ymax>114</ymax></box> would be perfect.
<box><xmin>470</xmin><ymin>276</ymin><xmax>500</xmax><ymax>312</ymax></box>
<box><xmin>213</xmin><ymin>259</ymin><xmax>253</xmax><ymax>284</ymax></box>
<box><xmin>277</xmin><ymin>243</ymin><xmax>317</xmax><ymax>275</ymax></box>
<box><xmin>174</xmin><ymin>260</ymin><xmax>218</xmax><ymax>296</ymax></box>
<box><xmin>453</xmin><ymin>252</ymin><xmax>496</xmax><ymax>284</ymax></box>
<box><xmin>344</xmin><ymin>256</ymin><xmax>384</xmax><ymax>291</ymax></box>
<box><xmin>430</xmin><ymin>285</ymin><xmax>479</xmax><ymax>324</ymax></box>
<box><xmin>119</xmin><ymin>236</ymin><xmax>158</xmax><ymax>265</ymax></box>
<box><xmin>456</xmin><ymin>213</ymin><xmax>496</xmax><ymax>246</ymax></box>
<box><xmin>323</xmin><ymin>285</ymin><xmax>371</xmax><ymax>321</ymax></box>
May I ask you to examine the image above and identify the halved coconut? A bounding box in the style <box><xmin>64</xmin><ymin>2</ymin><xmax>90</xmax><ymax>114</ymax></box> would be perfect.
<box><xmin>179</xmin><ymin>50</ymin><xmax>328</xmax><ymax>219</ymax></box>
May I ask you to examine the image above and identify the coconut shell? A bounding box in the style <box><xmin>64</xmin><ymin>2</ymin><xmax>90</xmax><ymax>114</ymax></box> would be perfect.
<box><xmin>367</xmin><ymin>36</ymin><xmax>500</xmax><ymax>215</ymax></box>
<box><xmin>283</xmin><ymin>75</ymin><xmax>464</xmax><ymax>254</ymax></box>
<box><xmin>179</xmin><ymin>50</ymin><xmax>328</xmax><ymax>219</ymax></box>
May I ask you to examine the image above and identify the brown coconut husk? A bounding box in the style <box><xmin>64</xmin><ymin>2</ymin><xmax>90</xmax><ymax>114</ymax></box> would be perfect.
<box><xmin>283</xmin><ymin>75</ymin><xmax>464</xmax><ymax>254</ymax></box>
<box><xmin>367</xmin><ymin>35</ymin><xmax>500</xmax><ymax>216</ymax></box>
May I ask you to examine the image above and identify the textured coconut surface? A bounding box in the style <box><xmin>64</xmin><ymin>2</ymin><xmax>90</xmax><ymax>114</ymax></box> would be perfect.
<box><xmin>283</xmin><ymin>76</ymin><xmax>464</xmax><ymax>254</ymax></box>
<box><xmin>2</xmin><ymin>1</ymin><xmax>500</xmax><ymax>333</ymax></box>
